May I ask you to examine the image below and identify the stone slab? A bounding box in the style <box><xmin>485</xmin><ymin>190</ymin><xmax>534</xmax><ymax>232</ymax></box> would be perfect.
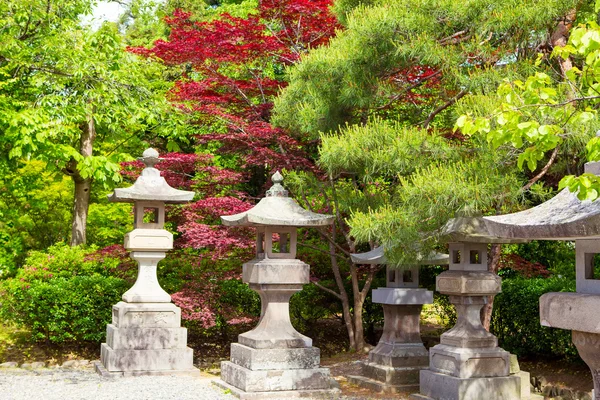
<box><xmin>362</xmin><ymin>362</ymin><xmax>420</xmax><ymax>385</ymax></box>
<box><xmin>515</xmin><ymin>371</ymin><xmax>530</xmax><ymax>400</ymax></box>
<box><xmin>429</xmin><ymin>344</ymin><xmax>510</xmax><ymax>378</ymax></box>
<box><xmin>418</xmin><ymin>369</ymin><xmax>521</xmax><ymax>400</ymax></box>
<box><xmin>372</xmin><ymin>288</ymin><xmax>433</xmax><ymax>305</ymax></box>
<box><xmin>436</xmin><ymin>271</ymin><xmax>502</xmax><ymax>296</ymax></box>
<box><xmin>213</xmin><ymin>378</ymin><xmax>341</xmax><ymax>399</ymax></box>
<box><xmin>348</xmin><ymin>374</ymin><xmax>419</xmax><ymax>394</ymax></box>
<box><xmin>238</xmin><ymin>331</ymin><xmax>312</xmax><ymax>350</ymax></box>
<box><xmin>369</xmin><ymin>343</ymin><xmax>429</xmax><ymax>368</ymax></box>
<box><xmin>94</xmin><ymin>361</ymin><xmax>199</xmax><ymax>378</ymax></box>
<box><xmin>230</xmin><ymin>343</ymin><xmax>319</xmax><ymax>370</ymax></box>
<box><xmin>220</xmin><ymin>361</ymin><xmax>333</xmax><ymax>392</ymax></box>
<box><xmin>112</xmin><ymin>302</ymin><xmax>181</xmax><ymax>328</ymax></box>
<box><xmin>540</xmin><ymin>292</ymin><xmax>600</xmax><ymax>334</ymax></box>
<box><xmin>124</xmin><ymin>230</ymin><xmax>173</xmax><ymax>251</ymax></box>
<box><xmin>100</xmin><ymin>343</ymin><xmax>194</xmax><ymax>372</ymax></box>
<box><xmin>106</xmin><ymin>324</ymin><xmax>188</xmax><ymax>350</ymax></box>
<box><xmin>242</xmin><ymin>260</ymin><xmax>309</xmax><ymax>285</ymax></box>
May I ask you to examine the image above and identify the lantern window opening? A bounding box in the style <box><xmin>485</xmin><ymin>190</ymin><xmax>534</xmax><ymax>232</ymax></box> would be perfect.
<box><xmin>469</xmin><ymin>250</ymin><xmax>481</xmax><ymax>264</ymax></box>
<box><xmin>585</xmin><ymin>253</ymin><xmax>600</xmax><ymax>280</ymax></box>
<box><xmin>403</xmin><ymin>269</ymin><xmax>414</xmax><ymax>283</ymax></box>
<box><xmin>388</xmin><ymin>269</ymin><xmax>396</xmax><ymax>283</ymax></box>
<box><xmin>143</xmin><ymin>207</ymin><xmax>159</xmax><ymax>224</ymax></box>
<box><xmin>271</xmin><ymin>232</ymin><xmax>291</xmax><ymax>254</ymax></box>
<box><xmin>452</xmin><ymin>250</ymin><xmax>461</xmax><ymax>264</ymax></box>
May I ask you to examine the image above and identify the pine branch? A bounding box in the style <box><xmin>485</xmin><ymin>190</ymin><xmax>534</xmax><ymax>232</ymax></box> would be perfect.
<box><xmin>423</xmin><ymin>89</ymin><xmax>468</xmax><ymax>128</ymax></box>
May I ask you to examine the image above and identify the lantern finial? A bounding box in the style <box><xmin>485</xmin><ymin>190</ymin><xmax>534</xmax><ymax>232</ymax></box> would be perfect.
<box><xmin>141</xmin><ymin>148</ymin><xmax>160</xmax><ymax>168</ymax></box>
<box><xmin>266</xmin><ymin>171</ymin><xmax>288</xmax><ymax>197</ymax></box>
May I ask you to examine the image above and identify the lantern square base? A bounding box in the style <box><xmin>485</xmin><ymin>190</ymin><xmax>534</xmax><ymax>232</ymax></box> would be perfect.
<box><xmin>348</xmin><ymin>374</ymin><xmax>419</xmax><ymax>394</ymax></box>
<box><xmin>220</xmin><ymin>361</ymin><xmax>336</xmax><ymax>392</ymax></box>
<box><xmin>369</xmin><ymin>342</ymin><xmax>429</xmax><ymax>368</ymax></box>
<box><xmin>230</xmin><ymin>343</ymin><xmax>320</xmax><ymax>370</ymax></box>
<box><xmin>100</xmin><ymin>343</ymin><xmax>195</xmax><ymax>372</ymax></box>
<box><xmin>213</xmin><ymin>378</ymin><xmax>341</xmax><ymax>399</ymax></box>
<box><xmin>429</xmin><ymin>344</ymin><xmax>510</xmax><ymax>378</ymax></box>
<box><xmin>413</xmin><ymin>369</ymin><xmax>521</xmax><ymax>400</ymax></box>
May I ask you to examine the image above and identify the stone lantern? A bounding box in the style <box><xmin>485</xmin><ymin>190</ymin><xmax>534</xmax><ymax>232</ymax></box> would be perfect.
<box><xmin>96</xmin><ymin>148</ymin><xmax>197</xmax><ymax>377</ymax></box>
<box><xmin>412</xmin><ymin>217</ymin><xmax>528</xmax><ymax>400</ymax></box>
<box><xmin>348</xmin><ymin>247</ymin><xmax>448</xmax><ymax>393</ymax></box>
<box><xmin>483</xmin><ymin>160</ymin><xmax>600</xmax><ymax>400</ymax></box>
<box><xmin>215</xmin><ymin>171</ymin><xmax>340</xmax><ymax>399</ymax></box>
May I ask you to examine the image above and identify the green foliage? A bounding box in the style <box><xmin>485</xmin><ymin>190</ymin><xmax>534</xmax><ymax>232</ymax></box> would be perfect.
<box><xmin>491</xmin><ymin>277</ymin><xmax>578</xmax><ymax>358</ymax></box>
<box><xmin>0</xmin><ymin>275</ymin><xmax>128</xmax><ymax>343</ymax></box>
<box><xmin>506</xmin><ymin>241</ymin><xmax>576</xmax><ymax>279</ymax></box>
<box><xmin>218</xmin><ymin>278</ymin><xmax>261</xmax><ymax>318</ymax></box>
<box><xmin>0</xmin><ymin>160</ymin><xmax>72</xmax><ymax>271</ymax></box>
<box><xmin>0</xmin><ymin>243</ymin><xmax>133</xmax><ymax>343</ymax></box>
<box><xmin>86</xmin><ymin>201</ymin><xmax>132</xmax><ymax>248</ymax></box>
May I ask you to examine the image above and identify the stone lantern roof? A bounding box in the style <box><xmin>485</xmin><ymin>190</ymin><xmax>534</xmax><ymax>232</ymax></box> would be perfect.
<box><xmin>440</xmin><ymin>216</ymin><xmax>526</xmax><ymax>243</ymax></box>
<box><xmin>220</xmin><ymin>171</ymin><xmax>334</xmax><ymax>227</ymax></box>
<box><xmin>108</xmin><ymin>148</ymin><xmax>195</xmax><ymax>203</ymax></box>
<box><xmin>350</xmin><ymin>246</ymin><xmax>449</xmax><ymax>265</ymax></box>
<box><xmin>484</xmin><ymin>164</ymin><xmax>600</xmax><ymax>240</ymax></box>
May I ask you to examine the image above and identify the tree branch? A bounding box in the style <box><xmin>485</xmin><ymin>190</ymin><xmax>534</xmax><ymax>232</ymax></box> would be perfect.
<box><xmin>423</xmin><ymin>89</ymin><xmax>468</xmax><ymax>128</ymax></box>
<box><xmin>312</xmin><ymin>281</ymin><xmax>342</xmax><ymax>300</ymax></box>
<box><xmin>522</xmin><ymin>145</ymin><xmax>560</xmax><ymax>191</ymax></box>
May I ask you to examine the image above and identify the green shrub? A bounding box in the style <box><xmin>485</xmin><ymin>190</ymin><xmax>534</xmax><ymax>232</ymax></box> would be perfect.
<box><xmin>491</xmin><ymin>277</ymin><xmax>577</xmax><ymax>358</ymax></box>
<box><xmin>0</xmin><ymin>275</ymin><xmax>129</xmax><ymax>343</ymax></box>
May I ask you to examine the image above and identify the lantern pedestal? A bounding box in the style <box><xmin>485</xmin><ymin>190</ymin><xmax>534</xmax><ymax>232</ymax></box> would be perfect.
<box><xmin>98</xmin><ymin>301</ymin><xmax>196</xmax><ymax>376</ymax></box>
<box><xmin>349</xmin><ymin>288</ymin><xmax>432</xmax><ymax>393</ymax></box>
<box><xmin>413</xmin><ymin>271</ymin><xmax>521</xmax><ymax>400</ymax></box>
<box><xmin>216</xmin><ymin>259</ymin><xmax>340</xmax><ymax>398</ymax></box>
<box><xmin>540</xmin><ymin>292</ymin><xmax>600</xmax><ymax>399</ymax></box>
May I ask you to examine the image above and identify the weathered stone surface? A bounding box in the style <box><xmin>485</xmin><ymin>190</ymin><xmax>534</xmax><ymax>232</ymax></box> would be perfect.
<box><xmin>575</xmin><ymin>240</ymin><xmax>600</xmax><ymax>295</ymax></box>
<box><xmin>94</xmin><ymin>360</ymin><xmax>199</xmax><ymax>378</ymax></box>
<box><xmin>112</xmin><ymin>302</ymin><xmax>181</xmax><ymax>328</ymax></box>
<box><xmin>100</xmin><ymin>343</ymin><xmax>193</xmax><ymax>372</ymax></box>
<box><xmin>0</xmin><ymin>362</ymin><xmax>18</xmax><ymax>368</ymax></box>
<box><xmin>213</xmin><ymin>379</ymin><xmax>341</xmax><ymax>399</ymax></box>
<box><xmin>441</xmin><ymin>217</ymin><xmax>526</xmax><ymax>244</ymax></box>
<box><xmin>221</xmin><ymin>172</ymin><xmax>334</xmax><ymax>228</ymax></box>
<box><xmin>540</xmin><ymin>292</ymin><xmax>600</xmax><ymax>334</ymax></box>
<box><xmin>429</xmin><ymin>344</ymin><xmax>510</xmax><ymax>379</ymax></box>
<box><xmin>483</xmin><ymin>188</ymin><xmax>600</xmax><ymax>240</ymax></box>
<box><xmin>418</xmin><ymin>369</ymin><xmax>521</xmax><ymax>400</ymax></box>
<box><xmin>372</xmin><ymin>288</ymin><xmax>433</xmax><ymax>305</ymax></box>
<box><xmin>362</xmin><ymin>362</ymin><xmax>420</xmax><ymax>385</ymax></box>
<box><xmin>348</xmin><ymin>374</ymin><xmax>419</xmax><ymax>394</ymax></box>
<box><xmin>238</xmin><ymin>283</ymin><xmax>312</xmax><ymax>350</ymax></box>
<box><xmin>108</xmin><ymin>148</ymin><xmax>194</xmax><ymax>204</ymax></box>
<box><xmin>572</xmin><ymin>331</ymin><xmax>600</xmax><ymax>399</ymax></box>
<box><xmin>436</xmin><ymin>271</ymin><xmax>502</xmax><ymax>296</ymax></box>
<box><xmin>220</xmin><ymin>361</ymin><xmax>333</xmax><ymax>392</ymax></box>
<box><xmin>448</xmin><ymin>242</ymin><xmax>488</xmax><ymax>272</ymax></box>
<box><xmin>121</xmin><ymin>252</ymin><xmax>171</xmax><ymax>303</ymax></box>
<box><xmin>514</xmin><ymin>371</ymin><xmax>530</xmax><ymax>400</ymax></box>
<box><xmin>243</xmin><ymin>260</ymin><xmax>309</xmax><ymax>285</ymax></box>
<box><xmin>509</xmin><ymin>354</ymin><xmax>520</xmax><ymax>374</ymax></box>
<box><xmin>369</xmin><ymin>343</ymin><xmax>429</xmax><ymax>368</ymax></box>
<box><xmin>106</xmin><ymin>324</ymin><xmax>188</xmax><ymax>350</ymax></box>
<box><xmin>125</xmin><ymin>229</ymin><xmax>173</xmax><ymax>252</ymax></box>
<box><xmin>440</xmin><ymin>297</ymin><xmax>498</xmax><ymax>349</ymax></box>
<box><xmin>230</xmin><ymin>343</ymin><xmax>320</xmax><ymax>370</ymax></box>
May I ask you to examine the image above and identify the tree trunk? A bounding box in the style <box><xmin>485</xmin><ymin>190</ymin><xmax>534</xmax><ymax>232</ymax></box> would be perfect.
<box><xmin>69</xmin><ymin>114</ymin><xmax>96</xmax><ymax>247</ymax></box>
<box><xmin>550</xmin><ymin>9</ymin><xmax>577</xmax><ymax>79</ymax></box>
<box><xmin>481</xmin><ymin>243</ymin><xmax>502</xmax><ymax>331</ymax></box>
<box><xmin>328</xmin><ymin>240</ymin><xmax>356</xmax><ymax>350</ymax></box>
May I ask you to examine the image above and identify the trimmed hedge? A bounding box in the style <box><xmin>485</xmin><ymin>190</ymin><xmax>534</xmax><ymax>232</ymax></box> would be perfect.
<box><xmin>1</xmin><ymin>275</ymin><xmax>129</xmax><ymax>343</ymax></box>
<box><xmin>491</xmin><ymin>277</ymin><xmax>577</xmax><ymax>358</ymax></box>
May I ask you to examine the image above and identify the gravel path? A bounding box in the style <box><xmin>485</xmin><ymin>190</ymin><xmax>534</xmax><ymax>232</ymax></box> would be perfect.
<box><xmin>0</xmin><ymin>367</ymin><xmax>235</xmax><ymax>400</ymax></box>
